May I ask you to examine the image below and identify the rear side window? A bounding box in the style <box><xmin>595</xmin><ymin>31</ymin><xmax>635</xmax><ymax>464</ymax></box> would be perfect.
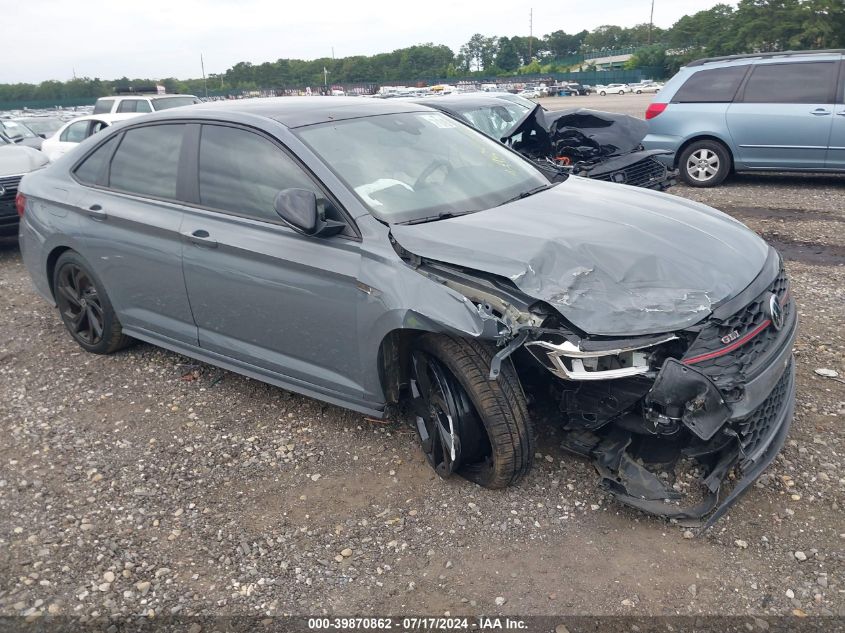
<box><xmin>109</xmin><ymin>124</ymin><xmax>186</xmax><ymax>200</ymax></box>
<box><xmin>673</xmin><ymin>66</ymin><xmax>747</xmax><ymax>103</ymax></box>
<box><xmin>197</xmin><ymin>124</ymin><xmax>318</xmax><ymax>222</ymax></box>
<box><xmin>74</xmin><ymin>135</ymin><xmax>120</xmax><ymax>185</ymax></box>
<box><xmin>740</xmin><ymin>62</ymin><xmax>837</xmax><ymax>103</ymax></box>
<box><xmin>61</xmin><ymin>121</ymin><xmax>90</xmax><ymax>143</ymax></box>
<box><xmin>93</xmin><ymin>99</ymin><xmax>114</xmax><ymax>114</ymax></box>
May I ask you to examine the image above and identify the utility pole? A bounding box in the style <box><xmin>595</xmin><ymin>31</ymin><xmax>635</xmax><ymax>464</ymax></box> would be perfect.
<box><xmin>332</xmin><ymin>47</ymin><xmax>335</xmax><ymax>60</ymax></box>
<box><xmin>200</xmin><ymin>53</ymin><xmax>208</xmax><ymax>98</ymax></box>
<box><xmin>648</xmin><ymin>0</ymin><xmax>655</xmax><ymax>44</ymax></box>
<box><xmin>528</xmin><ymin>8</ymin><xmax>533</xmax><ymax>61</ymax></box>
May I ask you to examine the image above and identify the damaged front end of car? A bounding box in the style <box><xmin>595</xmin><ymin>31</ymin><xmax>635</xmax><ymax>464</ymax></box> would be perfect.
<box><xmin>504</xmin><ymin>105</ymin><xmax>677</xmax><ymax>191</ymax></box>
<box><xmin>402</xmin><ymin>246</ymin><xmax>797</xmax><ymax>530</ymax></box>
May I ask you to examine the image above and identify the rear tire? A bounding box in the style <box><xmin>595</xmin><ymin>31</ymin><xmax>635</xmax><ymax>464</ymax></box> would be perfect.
<box><xmin>409</xmin><ymin>334</ymin><xmax>534</xmax><ymax>489</ymax></box>
<box><xmin>53</xmin><ymin>251</ymin><xmax>133</xmax><ymax>354</ymax></box>
<box><xmin>678</xmin><ymin>139</ymin><xmax>731</xmax><ymax>187</ymax></box>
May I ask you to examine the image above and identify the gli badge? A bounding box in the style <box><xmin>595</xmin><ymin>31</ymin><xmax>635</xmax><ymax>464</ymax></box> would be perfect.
<box><xmin>720</xmin><ymin>330</ymin><xmax>740</xmax><ymax>345</ymax></box>
<box><xmin>768</xmin><ymin>293</ymin><xmax>784</xmax><ymax>331</ymax></box>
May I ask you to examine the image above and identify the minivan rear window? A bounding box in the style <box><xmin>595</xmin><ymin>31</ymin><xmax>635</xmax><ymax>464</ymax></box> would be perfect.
<box><xmin>673</xmin><ymin>66</ymin><xmax>747</xmax><ymax>103</ymax></box>
<box><xmin>740</xmin><ymin>62</ymin><xmax>837</xmax><ymax>104</ymax></box>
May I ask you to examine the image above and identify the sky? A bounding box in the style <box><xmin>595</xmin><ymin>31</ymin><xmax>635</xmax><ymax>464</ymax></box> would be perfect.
<box><xmin>3</xmin><ymin>0</ymin><xmax>738</xmax><ymax>84</ymax></box>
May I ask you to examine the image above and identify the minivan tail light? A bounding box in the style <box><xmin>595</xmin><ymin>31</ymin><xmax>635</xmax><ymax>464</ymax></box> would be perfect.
<box><xmin>645</xmin><ymin>103</ymin><xmax>667</xmax><ymax>120</ymax></box>
<box><xmin>15</xmin><ymin>192</ymin><xmax>26</xmax><ymax>216</ymax></box>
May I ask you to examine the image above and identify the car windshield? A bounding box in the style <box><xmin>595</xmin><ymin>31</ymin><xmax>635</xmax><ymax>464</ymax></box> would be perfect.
<box><xmin>457</xmin><ymin>102</ymin><xmax>530</xmax><ymax>139</ymax></box>
<box><xmin>0</xmin><ymin>120</ymin><xmax>37</xmax><ymax>139</ymax></box>
<box><xmin>16</xmin><ymin>118</ymin><xmax>63</xmax><ymax>136</ymax></box>
<box><xmin>296</xmin><ymin>111</ymin><xmax>549</xmax><ymax>224</ymax></box>
<box><xmin>152</xmin><ymin>96</ymin><xmax>200</xmax><ymax>111</ymax></box>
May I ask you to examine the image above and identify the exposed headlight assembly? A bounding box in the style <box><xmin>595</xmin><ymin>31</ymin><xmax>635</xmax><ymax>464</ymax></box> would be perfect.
<box><xmin>526</xmin><ymin>336</ymin><xmax>676</xmax><ymax>381</ymax></box>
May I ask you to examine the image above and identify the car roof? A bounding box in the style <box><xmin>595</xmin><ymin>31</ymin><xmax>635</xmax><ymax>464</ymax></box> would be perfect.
<box><xmin>414</xmin><ymin>94</ymin><xmax>518</xmax><ymax>110</ymax></box>
<box><xmin>61</xmin><ymin>113</ymin><xmax>139</xmax><ymax>125</ymax></box>
<box><xmin>142</xmin><ymin>96</ymin><xmax>432</xmax><ymax>128</ymax></box>
<box><xmin>686</xmin><ymin>49</ymin><xmax>844</xmax><ymax>68</ymax></box>
<box><xmin>98</xmin><ymin>94</ymin><xmax>197</xmax><ymax>100</ymax></box>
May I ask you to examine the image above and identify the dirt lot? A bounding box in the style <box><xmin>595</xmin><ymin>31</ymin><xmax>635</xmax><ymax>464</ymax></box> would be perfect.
<box><xmin>0</xmin><ymin>97</ymin><xmax>843</xmax><ymax>625</ymax></box>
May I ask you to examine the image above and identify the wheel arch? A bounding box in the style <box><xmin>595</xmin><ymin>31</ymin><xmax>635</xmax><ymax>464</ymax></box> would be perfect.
<box><xmin>45</xmin><ymin>245</ymin><xmax>74</xmax><ymax>300</ymax></box>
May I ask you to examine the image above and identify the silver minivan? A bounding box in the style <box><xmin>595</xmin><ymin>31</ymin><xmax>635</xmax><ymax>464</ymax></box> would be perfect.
<box><xmin>643</xmin><ymin>50</ymin><xmax>845</xmax><ymax>186</ymax></box>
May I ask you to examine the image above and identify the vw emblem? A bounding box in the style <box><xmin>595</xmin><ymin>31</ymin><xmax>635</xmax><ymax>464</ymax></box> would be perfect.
<box><xmin>768</xmin><ymin>294</ymin><xmax>784</xmax><ymax>331</ymax></box>
<box><xmin>0</xmin><ymin>186</ymin><xmax>5</xmax><ymax>198</ymax></box>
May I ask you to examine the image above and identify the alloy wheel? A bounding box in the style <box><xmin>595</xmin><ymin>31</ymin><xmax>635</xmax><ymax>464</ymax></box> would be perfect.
<box><xmin>410</xmin><ymin>350</ymin><xmax>477</xmax><ymax>477</ymax></box>
<box><xmin>56</xmin><ymin>264</ymin><xmax>105</xmax><ymax>345</ymax></box>
<box><xmin>686</xmin><ymin>148</ymin><xmax>720</xmax><ymax>182</ymax></box>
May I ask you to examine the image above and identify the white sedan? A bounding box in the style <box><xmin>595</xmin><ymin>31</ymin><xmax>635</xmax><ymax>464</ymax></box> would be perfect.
<box><xmin>596</xmin><ymin>83</ymin><xmax>633</xmax><ymax>96</ymax></box>
<box><xmin>41</xmin><ymin>113</ymin><xmax>137</xmax><ymax>162</ymax></box>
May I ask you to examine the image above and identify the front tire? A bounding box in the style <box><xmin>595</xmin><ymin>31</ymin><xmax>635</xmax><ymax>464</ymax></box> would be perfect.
<box><xmin>53</xmin><ymin>251</ymin><xmax>132</xmax><ymax>354</ymax></box>
<box><xmin>678</xmin><ymin>139</ymin><xmax>731</xmax><ymax>187</ymax></box>
<box><xmin>599</xmin><ymin>91</ymin><xmax>606</xmax><ymax>96</ymax></box>
<box><xmin>409</xmin><ymin>334</ymin><xmax>534</xmax><ymax>489</ymax></box>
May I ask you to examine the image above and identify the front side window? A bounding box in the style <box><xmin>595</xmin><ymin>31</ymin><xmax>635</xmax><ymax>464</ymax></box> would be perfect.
<box><xmin>93</xmin><ymin>99</ymin><xmax>114</xmax><ymax>114</ymax></box>
<box><xmin>109</xmin><ymin>124</ymin><xmax>186</xmax><ymax>199</ymax></box>
<box><xmin>296</xmin><ymin>111</ymin><xmax>548</xmax><ymax>224</ymax></box>
<box><xmin>740</xmin><ymin>62</ymin><xmax>837</xmax><ymax>104</ymax></box>
<box><xmin>61</xmin><ymin>121</ymin><xmax>90</xmax><ymax>143</ymax></box>
<box><xmin>673</xmin><ymin>66</ymin><xmax>747</xmax><ymax>103</ymax></box>
<box><xmin>74</xmin><ymin>135</ymin><xmax>120</xmax><ymax>185</ymax></box>
<box><xmin>198</xmin><ymin>124</ymin><xmax>318</xmax><ymax>222</ymax></box>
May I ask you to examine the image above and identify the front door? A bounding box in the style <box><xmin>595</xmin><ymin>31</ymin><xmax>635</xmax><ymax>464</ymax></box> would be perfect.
<box><xmin>825</xmin><ymin>60</ymin><xmax>845</xmax><ymax>169</ymax></box>
<box><xmin>180</xmin><ymin>123</ymin><xmax>365</xmax><ymax>399</ymax></box>
<box><xmin>726</xmin><ymin>60</ymin><xmax>838</xmax><ymax>169</ymax></box>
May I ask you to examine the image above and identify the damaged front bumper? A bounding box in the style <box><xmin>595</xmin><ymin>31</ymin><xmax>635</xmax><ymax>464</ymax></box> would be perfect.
<box><xmin>542</xmin><ymin>293</ymin><xmax>797</xmax><ymax>530</ymax></box>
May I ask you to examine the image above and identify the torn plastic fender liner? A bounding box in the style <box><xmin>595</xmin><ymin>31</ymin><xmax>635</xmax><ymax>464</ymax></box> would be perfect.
<box><xmin>645</xmin><ymin>359</ymin><xmax>731</xmax><ymax>441</ymax></box>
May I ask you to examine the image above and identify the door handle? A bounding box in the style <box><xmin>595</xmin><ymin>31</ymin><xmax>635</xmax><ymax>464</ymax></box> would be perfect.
<box><xmin>810</xmin><ymin>108</ymin><xmax>831</xmax><ymax>116</ymax></box>
<box><xmin>88</xmin><ymin>204</ymin><xmax>106</xmax><ymax>221</ymax></box>
<box><xmin>183</xmin><ymin>229</ymin><xmax>218</xmax><ymax>248</ymax></box>
<box><xmin>837</xmin><ymin>111</ymin><xmax>845</xmax><ymax>116</ymax></box>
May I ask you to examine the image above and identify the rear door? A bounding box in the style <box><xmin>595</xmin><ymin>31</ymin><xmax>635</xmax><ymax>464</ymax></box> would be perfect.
<box><xmin>179</xmin><ymin>123</ymin><xmax>366</xmax><ymax>398</ymax></box>
<box><xmin>825</xmin><ymin>59</ymin><xmax>845</xmax><ymax>169</ymax></box>
<box><xmin>72</xmin><ymin>123</ymin><xmax>198</xmax><ymax>345</ymax></box>
<box><xmin>726</xmin><ymin>60</ymin><xmax>838</xmax><ymax>169</ymax></box>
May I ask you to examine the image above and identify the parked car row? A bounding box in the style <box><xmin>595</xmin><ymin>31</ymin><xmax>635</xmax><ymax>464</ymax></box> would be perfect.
<box><xmin>15</xmin><ymin>94</ymin><xmax>797</xmax><ymax>528</ymax></box>
<box><xmin>595</xmin><ymin>82</ymin><xmax>663</xmax><ymax>96</ymax></box>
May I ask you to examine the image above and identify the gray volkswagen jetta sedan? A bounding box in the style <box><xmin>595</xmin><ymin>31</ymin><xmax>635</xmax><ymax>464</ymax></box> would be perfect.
<box><xmin>17</xmin><ymin>98</ymin><xmax>797</xmax><ymax>528</ymax></box>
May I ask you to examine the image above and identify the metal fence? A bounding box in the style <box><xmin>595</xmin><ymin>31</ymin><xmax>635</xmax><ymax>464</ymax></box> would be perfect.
<box><xmin>0</xmin><ymin>97</ymin><xmax>96</xmax><ymax>111</ymax></box>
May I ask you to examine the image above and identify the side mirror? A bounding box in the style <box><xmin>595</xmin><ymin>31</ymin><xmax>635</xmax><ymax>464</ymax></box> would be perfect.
<box><xmin>273</xmin><ymin>188</ymin><xmax>345</xmax><ymax>237</ymax></box>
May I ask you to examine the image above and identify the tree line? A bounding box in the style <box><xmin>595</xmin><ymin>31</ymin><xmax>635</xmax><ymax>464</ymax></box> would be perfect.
<box><xmin>1</xmin><ymin>0</ymin><xmax>843</xmax><ymax>104</ymax></box>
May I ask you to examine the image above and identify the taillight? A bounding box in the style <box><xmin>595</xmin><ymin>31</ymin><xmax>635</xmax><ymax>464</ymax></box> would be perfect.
<box><xmin>645</xmin><ymin>103</ymin><xmax>667</xmax><ymax>120</ymax></box>
<box><xmin>15</xmin><ymin>192</ymin><xmax>26</xmax><ymax>216</ymax></box>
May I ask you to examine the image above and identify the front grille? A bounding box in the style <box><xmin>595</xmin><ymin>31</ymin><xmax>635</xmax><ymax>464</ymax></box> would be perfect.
<box><xmin>0</xmin><ymin>175</ymin><xmax>22</xmax><ymax>215</ymax></box>
<box><xmin>683</xmin><ymin>263</ymin><xmax>791</xmax><ymax>388</ymax></box>
<box><xmin>734</xmin><ymin>362</ymin><xmax>791</xmax><ymax>468</ymax></box>
<box><xmin>592</xmin><ymin>157</ymin><xmax>668</xmax><ymax>188</ymax></box>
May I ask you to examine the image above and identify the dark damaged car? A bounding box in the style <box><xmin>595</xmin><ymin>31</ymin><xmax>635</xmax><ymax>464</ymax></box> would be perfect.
<box><xmin>18</xmin><ymin>98</ymin><xmax>796</xmax><ymax>528</ymax></box>
<box><xmin>420</xmin><ymin>95</ymin><xmax>677</xmax><ymax>191</ymax></box>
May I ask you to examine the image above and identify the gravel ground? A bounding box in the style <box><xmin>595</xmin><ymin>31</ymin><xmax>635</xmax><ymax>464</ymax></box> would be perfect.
<box><xmin>1</xmin><ymin>100</ymin><xmax>843</xmax><ymax>624</ymax></box>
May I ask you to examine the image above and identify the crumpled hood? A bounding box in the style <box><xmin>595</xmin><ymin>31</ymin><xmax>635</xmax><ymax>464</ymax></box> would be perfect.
<box><xmin>390</xmin><ymin>177</ymin><xmax>770</xmax><ymax>336</ymax></box>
